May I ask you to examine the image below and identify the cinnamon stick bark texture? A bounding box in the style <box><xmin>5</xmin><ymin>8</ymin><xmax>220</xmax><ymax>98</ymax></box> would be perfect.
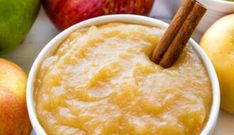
<box><xmin>151</xmin><ymin>0</ymin><xmax>196</xmax><ymax>64</ymax></box>
<box><xmin>151</xmin><ymin>0</ymin><xmax>207</xmax><ymax>68</ymax></box>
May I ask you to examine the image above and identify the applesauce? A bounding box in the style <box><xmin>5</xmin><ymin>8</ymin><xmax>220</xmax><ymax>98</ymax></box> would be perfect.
<box><xmin>34</xmin><ymin>23</ymin><xmax>212</xmax><ymax>135</ymax></box>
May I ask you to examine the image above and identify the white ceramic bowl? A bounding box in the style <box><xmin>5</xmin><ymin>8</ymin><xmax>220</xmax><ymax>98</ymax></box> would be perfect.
<box><xmin>27</xmin><ymin>15</ymin><xmax>220</xmax><ymax>135</ymax></box>
<box><xmin>198</xmin><ymin>0</ymin><xmax>234</xmax><ymax>34</ymax></box>
<box><xmin>170</xmin><ymin>0</ymin><xmax>234</xmax><ymax>40</ymax></box>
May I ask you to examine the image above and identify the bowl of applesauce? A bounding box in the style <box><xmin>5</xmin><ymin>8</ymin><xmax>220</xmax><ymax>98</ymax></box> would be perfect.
<box><xmin>27</xmin><ymin>15</ymin><xmax>220</xmax><ymax>135</ymax></box>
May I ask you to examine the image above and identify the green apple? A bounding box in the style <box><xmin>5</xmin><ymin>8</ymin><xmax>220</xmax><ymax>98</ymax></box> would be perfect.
<box><xmin>0</xmin><ymin>58</ymin><xmax>31</xmax><ymax>134</ymax></box>
<box><xmin>200</xmin><ymin>14</ymin><xmax>234</xmax><ymax>113</ymax></box>
<box><xmin>0</xmin><ymin>0</ymin><xmax>40</xmax><ymax>54</ymax></box>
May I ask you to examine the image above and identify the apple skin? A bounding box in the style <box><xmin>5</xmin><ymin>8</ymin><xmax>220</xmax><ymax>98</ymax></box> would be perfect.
<box><xmin>0</xmin><ymin>0</ymin><xmax>40</xmax><ymax>54</ymax></box>
<box><xmin>42</xmin><ymin>0</ymin><xmax>154</xmax><ymax>30</ymax></box>
<box><xmin>0</xmin><ymin>58</ymin><xmax>31</xmax><ymax>134</ymax></box>
<box><xmin>200</xmin><ymin>14</ymin><xmax>234</xmax><ymax>113</ymax></box>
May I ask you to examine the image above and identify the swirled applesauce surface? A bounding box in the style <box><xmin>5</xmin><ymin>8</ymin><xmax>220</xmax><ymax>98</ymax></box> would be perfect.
<box><xmin>34</xmin><ymin>23</ymin><xmax>212</xmax><ymax>135</ymax></box>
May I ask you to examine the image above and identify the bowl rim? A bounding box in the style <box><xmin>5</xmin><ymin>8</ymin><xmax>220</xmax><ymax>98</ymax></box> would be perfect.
<box><xmin>198</xmin><ymin>0</ymin><xmax>234</xmax><ymax>11</ymax></box>
<box><xmin>204</xmin><ymin>0</ymin><xmax>234</xmax><ymax>5</ymax></box>
<box><xmin>27</xmin><ymin>14</ymin><xmax>220</xmax><ymax>135</ymax></box>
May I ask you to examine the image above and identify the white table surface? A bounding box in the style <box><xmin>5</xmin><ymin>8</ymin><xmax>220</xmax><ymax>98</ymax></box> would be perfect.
<box><xmin>2</xmin><ymin>6</ymin><xmax>234</xmax><ymax>135</ymax></box>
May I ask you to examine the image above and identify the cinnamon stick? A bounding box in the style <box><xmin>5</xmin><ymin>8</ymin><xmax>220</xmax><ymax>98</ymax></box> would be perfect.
<box><xmin>159</xmin><ymin>2</ymin><xmax>206</xmax><ymax>68</ymax></box>
<box><xmin>151</xmin><ymin>0</ymin><xmax>196</xmax><ymax>64</ymax></box>
<box><xmin>151</xmin><ymin>0</ymin><xmax>207</xmax><ymax>68</ymax></box>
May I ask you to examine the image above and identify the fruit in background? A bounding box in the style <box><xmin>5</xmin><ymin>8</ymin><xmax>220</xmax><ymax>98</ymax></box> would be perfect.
<box><xmin>42</xmin><ymin>0</ymin><xmax>154</xmax><ymax>30</ymax></box>
<box><xmin>200</xmin><ymin>14</ymin><xmax>234</xmax><ymax>113</ymax></box>
<box><xmin>0</xmin><ymin>0</ymin><xmax>40</xmax><ymax>54</ymax></box>
<box><xmin>0</xmin><ymin>58</ymin><xmax>31</xmax><ymax>134</ymax></box>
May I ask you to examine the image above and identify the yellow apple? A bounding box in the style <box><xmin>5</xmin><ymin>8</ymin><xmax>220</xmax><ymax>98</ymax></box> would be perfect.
<box><xmin>200</xmin><ymin>14</ymin><xmax>234</xmax><ymax>113</ymax></box>
<box><xmin>0</xmin><ymin>58</ymin><xmax>31</xmax><ymax>134</ymax></box>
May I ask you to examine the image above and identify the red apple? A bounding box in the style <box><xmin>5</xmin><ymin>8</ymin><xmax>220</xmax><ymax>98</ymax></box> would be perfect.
<box><xmin>0</xmin><ymin>58</ymin><xmax>31</xmax><ymax>134</ymax></box>
<box><xmin>42</xmin><ymin>0</ymin><xmax>154</xmax><ymax>30</ymax></box>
